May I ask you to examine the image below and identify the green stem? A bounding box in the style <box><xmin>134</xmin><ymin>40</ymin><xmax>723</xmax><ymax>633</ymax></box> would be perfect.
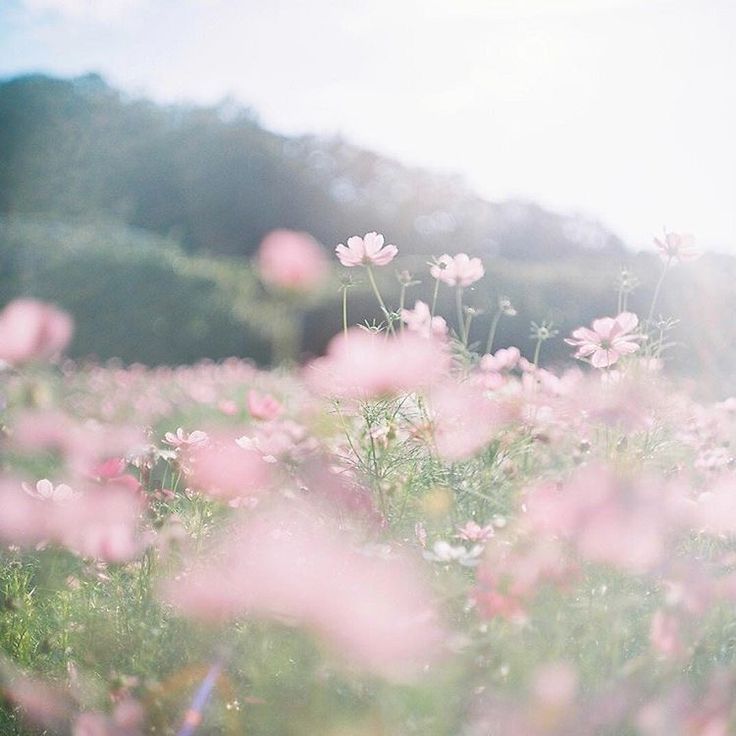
<box><xmin>465</xmin><ymin>311</ymin><xmax>475</xmax><ymax>344</ymax></box>
<box><xmin>342</xmin><ymin>287</ymin><xmax>349</xmax><ymax>339</ymax></box>
<box><xmin>485</xmin><ymin>310</ymin><xmax>502</xmax><ymax>355</ymax></box>
<box><xmin>647</xmin><ymin>258</ymin><xmax>670</xmax><ymax>324</ymax></box>
<box><xmin>533</xmin><ymin>338</ymin><xmax>543</xmax><ymax>367</ymax></box>
<box><xmin>430</xmin><ymin>278</ymin><xmax>440</xmax><ymax>318</ymax></box>
<box><xmin>456</xmin><ymin>286</ymin><xmax>466</xmax><ymax>344</ymax></box>
<box><xmin>399</xmin><ymin>283</ymin><xmax>406</xmax><ymax>334</ymax></box>
<box><xmin>366</xmin><ymin>265</ymin><xmax>394</xmax><ymax>334</ymax></box>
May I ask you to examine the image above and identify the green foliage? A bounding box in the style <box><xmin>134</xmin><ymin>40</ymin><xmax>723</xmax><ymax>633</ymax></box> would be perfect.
<box><xmin>0</xmin><ymin>217</ymin><xmax>272</xmax><ymax>365</ymax></box>
<box><xmin>0</xmin><ymin>74</ymin><xmax>625</xmax><ymax>260</ymax></box>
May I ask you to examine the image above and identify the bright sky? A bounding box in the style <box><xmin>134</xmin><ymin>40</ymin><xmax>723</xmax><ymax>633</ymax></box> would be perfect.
<box><xmin>1</xmin><ymin>0</ymin><xmax>735</xmax><ymax>252</ymax></box>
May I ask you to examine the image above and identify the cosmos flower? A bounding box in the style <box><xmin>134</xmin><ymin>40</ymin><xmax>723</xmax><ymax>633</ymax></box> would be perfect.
<box><xmin>430</xmin><ymin>253</ymin><xmax>484</xmax><ymax>287</ymax></box>
<box><xmin>654</xmin><ymin>231</ymin><xmax>701</xmax><ymax>263</ymax></box>
<box><xmin>335</xmin><ymin>232</ymin><xmax>398</xmax><ymax>267</ymax></box>
<box><xmin>400</xmin><ymin>300</ymin><xmax>448</xmax><ymax>338</ymax></box>
<box><xmin>257</xmin><ymin>229</ymin><xmax>329</xmax><ymax>291</ymax></box>
<box><xmin>0</xmin><ymin>299</ymin><xmax>73</xmax><ymax>366</ymax></box>
<box><xmin>565</xmin><ymin>312</ymin><xmax>643</xmax><ymax>368</ymax></box>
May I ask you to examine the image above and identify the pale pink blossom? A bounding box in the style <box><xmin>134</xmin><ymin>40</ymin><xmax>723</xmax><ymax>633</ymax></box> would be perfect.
<box><xmin>531</xmin><ymin>662</ymin><xmax>578</xmax><ymax>710</ymax></box>
<box><xmin>649</xmin><ymin>609</ymin><xmax>684</xmax><ymax>658</ymax></box>
<box><xmin>480</xmin><ymin>347</ymin><xmax>520</xmax><ymax>373</ymax></box>
<box><xmin>0</xmin><ymin>666</ymin><xmax>73</xmax><ymax>730</ymax></box>
<box><xmin>306</xmin><ymin>328</ymin><xmax>450</xmax><ymax>399</ymax></box>
<box><xmin>163</xmin><ymin>428</ymin><xmax>209</xmax><ymax>448</ymax></box>
<box><xmin>455</xmin><ymin>521</ymin><xmax>495</xmax><ymax>543</ymax></box>
<box><xmin>429</xmin><ymin>380</ymin><xmax>508</xmax><ymax>461</ymax></box>
<box><xmin>247</xmin><ymin>389</ymin><xmax>283</xmax><ymax>421</ymax></box>
<box><xmin>257</xmin><ymin>229</ymin><xmax>329</xmax><ymax>291</ymax></box>
<box><xmin>524</xmin><ymin>466</ymin><xmax>686</xmax><ymax>573</ymax></box>
<box><xmin>654</xmin><ymin>231</ymin><xmax>701</xmax><ymax>263</ymax></box>
<box><xmin>400</xmin><ymin>300</ymin><xmax>447</xmax><ymax>338</ymax></box>
<box><xmin>184</xmin><ymin>435</ymin><xmax>272</xmax><ymax>500</ymax></box>
<box><xmin>430</xmin><ymin>253</ymin><xmax>484</xmax><ymax>287</ymax></box>
<box><xmin>72</xmin><ymin>700</ymin><xmax>143</xmax><ymax>736</ymax></box>
<box><xmin>22</xmin><ymin>478</ymin><xmax>78</xmax><ymax>503</ymax></box>
<box><xmin>162</xmin><ymin>502</ymin><xmax>445</xmax><ymax>680</ymax></box>
<box><xmin>0</xmin><ymin>481</ymin><xmax>142</xmax><ymax>561</ymax></box>
<box><xmin>335</xmin><ymin>232</ymin><xmax>398</xmax><ymax>267</ymax></box>
<box><xmin>0</xmin><ymin>298</ymin><xmax>73</xmax><ymax>366</ymax></box>
<box><xmin>565</xmin><ymin>312</ymin><xmax>643</xmax><ymax>368</ymax></box>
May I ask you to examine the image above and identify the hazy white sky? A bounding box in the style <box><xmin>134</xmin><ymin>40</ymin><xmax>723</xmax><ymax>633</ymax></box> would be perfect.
<box><xmin>1</xmin><ymin>0</ymin><xmax>735</xmax><ymax>251</ymax></box>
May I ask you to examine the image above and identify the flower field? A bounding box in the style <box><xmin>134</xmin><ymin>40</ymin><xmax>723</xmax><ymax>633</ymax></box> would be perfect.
<box><xmin>2</xmin><ymin>230</ymin><xmax>736</xmax><ymax>736</ymax></box>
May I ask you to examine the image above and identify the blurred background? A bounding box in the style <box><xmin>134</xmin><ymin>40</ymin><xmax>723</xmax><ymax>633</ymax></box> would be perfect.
<box><xmin>0</xmin><ymin>0</ymin><xmax>734</xmax><ymax>390</ymax></box>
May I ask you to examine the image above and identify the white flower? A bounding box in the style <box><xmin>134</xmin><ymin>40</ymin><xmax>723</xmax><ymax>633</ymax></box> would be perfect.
<box><xmin>423</xmin><ymin>540</ymin><xmax>484</xmax><ymax>567</ymax></box>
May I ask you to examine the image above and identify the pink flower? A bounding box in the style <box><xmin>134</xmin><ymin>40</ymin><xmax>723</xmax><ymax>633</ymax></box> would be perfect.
<box><xmin>455</xmin><ymin>521</ymin><xmax>495</xmax><ymax>543</ymax></box>
<box><xmin>163</xmin><ymin>428</ymin><xmax>209</xmax><ymax>448</ymax></box>
<box><xmin>257</xmin><ymin>229</ymin><xmax>329</xmax><ymax>291</ymax></box>
<box><xmin>306</xmin><ymin>328</ymin><xmax>450</xmax><ymax>399</ymax></box>
<box><xmin>184</xmin><ymin>435</ymin><xmax>272</xmax><ymax>500</ymax></box>
<box><xmin>480</xmin><ymin>347</ymin><xmax>521</xmax><ymax>373</ymax></box>
<box><xmin>161</xmin><ymin>502</ymin><xmax>445</xmax><ymax>680</ymax></box>
<box><xmin>335</xmin><ymin>232</ymin><xmax>398</xmax><ymax>267</ymax></box>
<box><xmin>22</xmin><ymin>478</ymin><xmax>78</xmax><ymax>503</ymax></box>
<box><xmin>0</xmin><ymin>298</ymin><xmax>73</xmax><ymax>366</ymax></box>
<box><xmin>430</xmin><ymin>253</ymin><xmax>484</xmax><ymax>287</ymax></box>
<box><xmin>0</xmin><ymin>481</ymin><xmax>142</xmax><ymax>561</ymax></box>
<box><xmin>429</xmin><ymin>380</ymin><xmax>508</xmax><ymax>461</ymax></box>
<box><xmin>649</xmin><ymin>609</ymin><xmax>683</xmax><ymax>658</ymax></box>
<box><xmin>400</xmin><ymin>300</ymin><xmax>448</xmax><ymax>338</ymax></box>
<box><xmin>247</xmin><ymin>389</ymin><xmax>283</xmax><ymax>421</ymax></box>
<box><xmin>654</xmin><ymin>231</ymin><xmax>701</xmax><ymax>263</ymax></box>
<box><xmin>565</xmin><ymin>312</ymin><xmax>643</xmax><ymax>368</ymax></box>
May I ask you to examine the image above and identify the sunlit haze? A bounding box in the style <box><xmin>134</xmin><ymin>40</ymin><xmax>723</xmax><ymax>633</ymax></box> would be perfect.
<box><xmin>2</xmin><ymin>0</ymin><xmax>734</xmax><ymax>251</ymax></box>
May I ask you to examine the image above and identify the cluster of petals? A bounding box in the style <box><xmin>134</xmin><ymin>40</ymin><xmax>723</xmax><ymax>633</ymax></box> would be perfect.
<box><xmin>430</xmin><ymin>253</ymin><xmax>484</xmax><ymax>287</ymax></box>
<box><xmin>429</xmin><ymin>380</ymin><xmax>509</xmax><ymax>461</ymax></box>
<box><xmin>257</xmin><ymin>229</ymin><xmax>329</xmax><ymax>291</ymax></box>
<box><xmin>247</xmin><ymin>389</ymin><xmax>283</xmax><ymax>421</ymax></box>
<box><xmin>0</xmin><ymin>480</ymin><xmax>142</xmax><ymax>561</ymax></box>
<box><xmin>654</xmin><ymin>231</ymin><xmax>701</xmax><ymax>263</ymax></box>
<box><xmin>306</xmin><ymin>328</ymin><xmax>450</xmax><ymax>399</ymax></box>
<box><xmin>0</xmin><ymin>298</ymin><xmax>73</xmax><ymax>366</ymax></box>
<box><xmin>10</xmin><ymin>411</ymin><xmax>146</xmax><ymax>476</ymax></box>
<box><xmin>565</xmin><ymin>312</ymin><xmax>643</xmax><ymax>368</ymax></box>
<box><xmin>480</xmin><ymin>347</ymin><xmax>520</xmax><ymax>373</ymax></box>
<box><xmin>163</xmin><ymin>427</ymin><xmax>209</xmax><ymax>448</ymax></box>
<box><xmin>400</xmin><ymin>300</ymin><xmax>448</xmax><ymax>338</ymax></box>
<box><xmin>161</xmin><ymin>502</ymin><xmax>445</xmax><ymax>680</ymax></box>
<box><xmin>523</xmin><ymin>466</ymin><xmax>691</xmax><ymax>573</ymax></box>
<box><xmin>182</xmin><ymin>433</ymin><xmax>272</xmax><ymax>500</ymax></box>
<box><xmin>335</xmin><ymin>231</ymin><xmax>398</xmax><ymax>267</ymax></box>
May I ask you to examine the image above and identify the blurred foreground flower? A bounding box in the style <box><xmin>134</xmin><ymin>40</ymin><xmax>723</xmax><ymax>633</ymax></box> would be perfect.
<box><xmin>306</xmin><ymin>328</ymin><xmax>450</xmax><ymax>399</ymax></box>
<box><xmin>257</xmin><ymin>229</ymin><xmax>329</xmax><ymax>291</ymax></box>
<box><xmin>161</xmin><ymin>501</ymin><xmax>445</xmax><ymax>680</ymax></box>
<box><xmin>0</xmin><ymin>298</ymin><xmax>73</xmax><ymax>366</ymax></box>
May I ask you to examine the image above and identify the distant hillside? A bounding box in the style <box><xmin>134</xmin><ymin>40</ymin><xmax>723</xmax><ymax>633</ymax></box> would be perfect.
<box><xmin>0</xmin><ymin>74</ymin><xmax>625</xmax><ymax>260</ymax></box>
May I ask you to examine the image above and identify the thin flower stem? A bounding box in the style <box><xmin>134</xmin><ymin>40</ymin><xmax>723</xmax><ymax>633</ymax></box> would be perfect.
<box><xmin>366</xmin><ymin>265</ymin><xmax>394</xmax><ymax>334</ymax></box>
<box><xmin>485</xmin><ymin>309</ymin><xmax>502</xmax><ymax>355</ymax></box>
<box><xmin>647</xmin><ymin>258</ymin><xmax>671</xmax><ymax>324</ymax></box>
<box><xmin>399</xmin><ymin>283</ymin><xmax>406</xmax><ymax>334</ymax></box>
<box><xmin>533</xmin><ymin>338</ymin><xmax>543</xmax><ymax>367</ymax></box>
<box><xmin>465</xmin><ymin>311</ymin><xmax>474</xmax><ymax>344</ymax></box>
<box><xmin>456</xmin><ymin>286</ymin><xmax>466</xmax><ymax>344</ymax></box>
<box><xmin>342</xmin><ymin>287</ymin><xmax>349</xmax><ymax>339</ymax></box>
<box><xmin>430</xmin><ymin>278</ymin><xmax>440</xmax><ymax>318</ymax></box>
